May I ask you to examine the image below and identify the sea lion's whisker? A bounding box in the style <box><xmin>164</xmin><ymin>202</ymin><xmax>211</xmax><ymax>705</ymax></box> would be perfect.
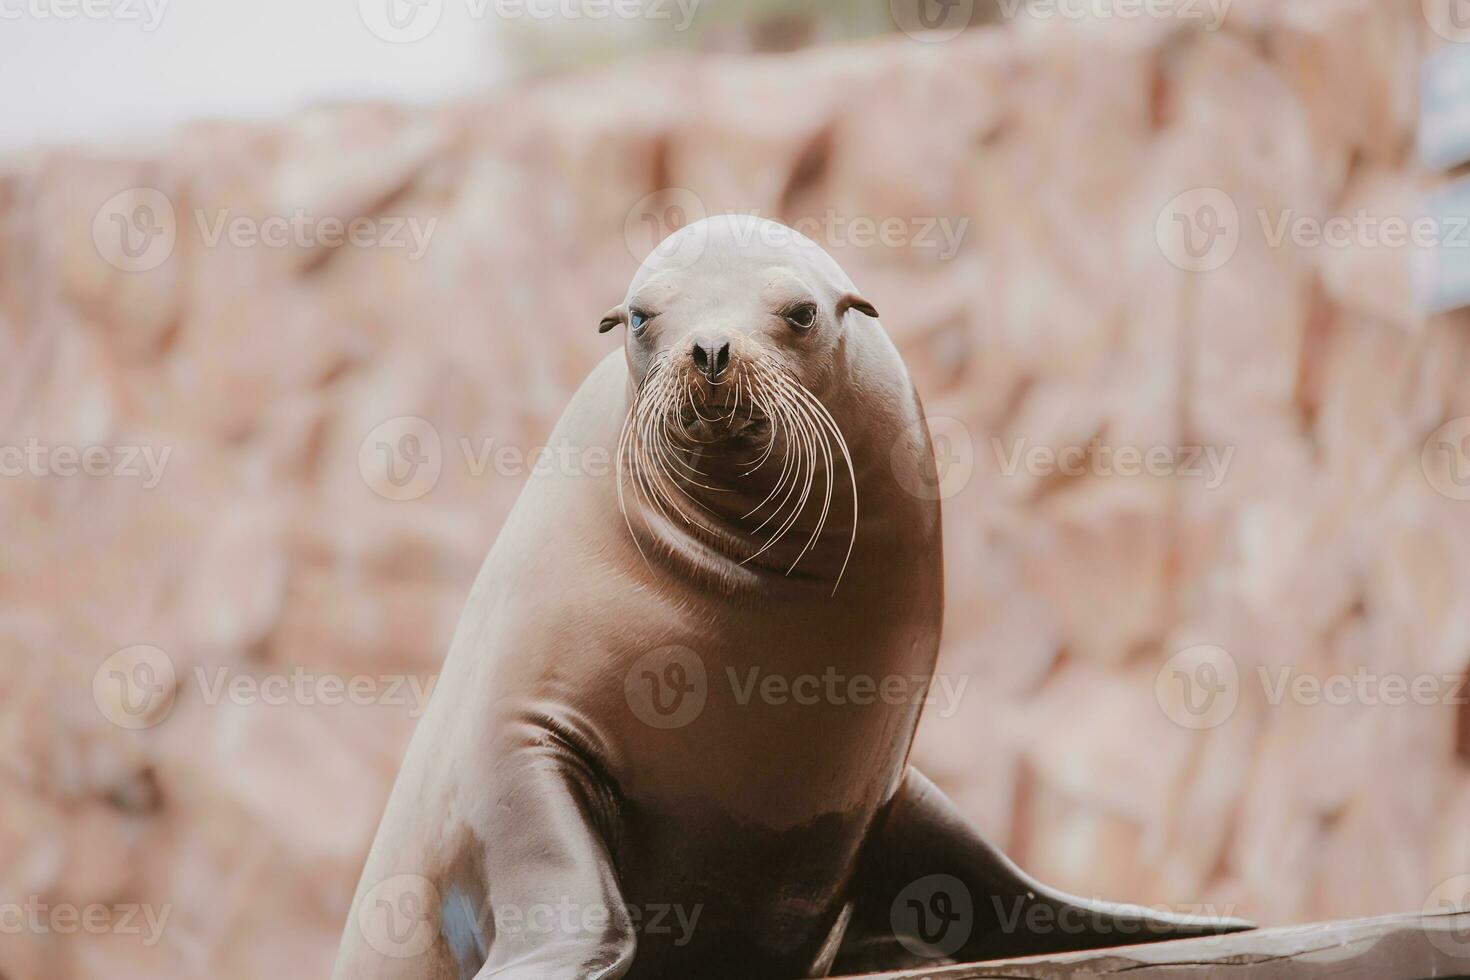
<box><xmin>759</xmin><ymin>365</ymin><xmax>858</xmax><ymax>593</ymax></box>
<box><xmin>649</xmin><ymin>384</ymin><xmax>731</xmax><ymax>502</ymax></box>
<box><xmin>740</xmin><ymin>373</ymin><xmax>802</xmax><ymax>524</ymax></box>
<box><xmin>739</xmin><ymin>373</ymin><xmax>788</xmax><ymax>495</ymax></box>
<box><xmin>637</xmin><ymin>368</ymin><xmax>694</xmax><ymax>529</ymax></box>
<box><xmin>620</xmin><ymin>349</ymin><xmax>855</xmax><ymax>592</ymax></box>
<box><xmin>760</xmin><ymin>372</ymin><xmax>820</xmax><ymax>557</ymax></box>
<box><xmin>735</xmin><ymin>369</ymin><xmax>781</xmax><ymax>474</ymax></box>
<box><xmin>747</xmin><ymin>367</ymin><xmax>838</xmax><ymax>567</ymax></box>
<box><xmin>687</xmin><ymin>384</ymin><xmax>720</xmax><ymax>425</ymax></box>
<box><xmin>766</xmin><ymin>371</ymin><xmax>836</xmax><ymax>575</ymax></box>
<box><xmin>744</xmin><ymin>369</ymin><xmax>800</xmax><ymax>499</ymax></box>
<box><xmin>633</xmin><ymin>374</ymin><xmax>681</xmax><ymax>524</ymax></box>
<box><xmin>742</xmin><ymin>372</ymin><xmax>812</xmax><ymax>549</ymax></box>
<box><xmin>654</xmin><ymin>397</ymin><xmax>717</xmax><ymax>483</ymax></box>
<box><xmin>618</xmin><ymin>358</ymin><xmax>679</xmax><ymax>569</ymax></box>
<box><xmin>631</xmin><ymin>374</ymin><xmax>733</xmax><ymax>537</ymax></box>
<box><xmin>764</xmin><ymin>366</ymin><xmax>835</xmax><ymax>574</ymax></box>
<box><xmin>669</xmin><ymin>379</ymin><xmax>719</xmax><ymax>449</ymax></box>
<box><xmin>642</xmin><ymin>384</ymin><xmax>712</xmax><ymax>522</ymax></box>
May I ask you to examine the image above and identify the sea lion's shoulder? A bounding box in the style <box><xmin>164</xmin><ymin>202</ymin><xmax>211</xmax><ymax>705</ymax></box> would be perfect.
<box><xmin>540</xmin><ymin>350</ymin><xmax>626</xmax><ymax>446</ymax></box>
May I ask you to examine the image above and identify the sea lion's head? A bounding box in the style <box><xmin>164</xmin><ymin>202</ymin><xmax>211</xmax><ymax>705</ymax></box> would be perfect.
<box><xmin>599</xmin><ymin>214</ymin><xmax>879</xmax><ymax>444</ymax></box>
<box><xmin>600</xmin><ymin>215</ymin><xmax>885</xmax><ymax>588</ymax></box>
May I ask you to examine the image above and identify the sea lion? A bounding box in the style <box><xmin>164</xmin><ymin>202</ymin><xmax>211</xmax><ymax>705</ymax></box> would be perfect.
<box><xmin>332</xmin><ymin>215</ymin><xmax>1250</xmax><ymax>979</ymax></box>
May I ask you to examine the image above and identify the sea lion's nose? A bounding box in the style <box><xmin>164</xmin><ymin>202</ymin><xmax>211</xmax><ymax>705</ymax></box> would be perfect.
<box><xmin>691</xmin><ymin>337</ymin><xmax>731</xmax><ymax>381</ymax></box>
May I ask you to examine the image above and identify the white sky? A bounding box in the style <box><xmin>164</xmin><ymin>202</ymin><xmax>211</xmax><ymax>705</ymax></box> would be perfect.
<box><xmin>1</xmin><ymin>0</ymin><xmax>509</xmax><ymax>153</ymax></box>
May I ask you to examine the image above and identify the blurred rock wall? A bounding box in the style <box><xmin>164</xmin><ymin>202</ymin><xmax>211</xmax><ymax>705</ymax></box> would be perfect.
<box><xmin>4</xmin><ymin>1</ymin><xmax>1470</xmax><ymax>976</ymax></box>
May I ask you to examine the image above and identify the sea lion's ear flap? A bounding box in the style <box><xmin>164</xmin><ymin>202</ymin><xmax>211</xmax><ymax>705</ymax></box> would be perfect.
<box><xmin>598</xmin><ymin>305</ymin><xmax>625</xmax><ymax>334</ymax></box>
<box><xmin>837</xmin><ymin>294</ymin><xmax>880</xmax><ymax>320</ymax></box>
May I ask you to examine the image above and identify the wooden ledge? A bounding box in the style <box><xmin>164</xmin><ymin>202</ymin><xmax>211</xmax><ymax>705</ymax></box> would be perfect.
<box><xmin>847</xmin><ymin>910</ymin><xmax>1470</xmax><ymax>979</ymax></box>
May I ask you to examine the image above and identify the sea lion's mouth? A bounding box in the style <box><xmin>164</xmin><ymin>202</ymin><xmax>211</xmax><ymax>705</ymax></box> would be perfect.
<box><xmin>677</xmin><ymin>406</ymin><xmax>770</xmax><ymax>444</ymax></box>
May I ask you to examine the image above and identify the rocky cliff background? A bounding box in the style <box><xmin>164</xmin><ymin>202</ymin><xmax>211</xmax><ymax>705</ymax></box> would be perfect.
<box><xmin>4</xmin><ymin>0</ymin><xmax>1470</xmax><ymax>976</ymax></box>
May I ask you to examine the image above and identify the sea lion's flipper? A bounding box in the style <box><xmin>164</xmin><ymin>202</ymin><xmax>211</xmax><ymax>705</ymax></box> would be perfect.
<box><xmin>831</xmin><ymin>767</ymin><xmax>1253</xmax><ymax>973</ymax></box>
<box><xmin>464</xmin><ymin>733</ymin><xmax>635</xmax><ymax>980</ymax></box>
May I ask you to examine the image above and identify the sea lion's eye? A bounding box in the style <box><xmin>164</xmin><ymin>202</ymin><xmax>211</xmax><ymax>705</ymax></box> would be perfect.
<box><xmin>629</xmin><ymin>310</ymin><xmax>650</xmax><ymax>333</ymax></box>
<box><xmin>784</xmin><ymin>303</ymin><xmax>818</xmax><ymax>331</ymax></box>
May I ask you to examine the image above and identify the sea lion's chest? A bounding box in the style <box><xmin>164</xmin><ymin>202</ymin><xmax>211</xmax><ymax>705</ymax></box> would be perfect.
<box><xmin>585</xmin><ymin>585</ymin><xmax>927</xmax><ymax>977</ymax></box>
<box><xmin>579</xmin><ymin>563</ymin><xmax>932</xmax><ymax>800</ymax></box>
